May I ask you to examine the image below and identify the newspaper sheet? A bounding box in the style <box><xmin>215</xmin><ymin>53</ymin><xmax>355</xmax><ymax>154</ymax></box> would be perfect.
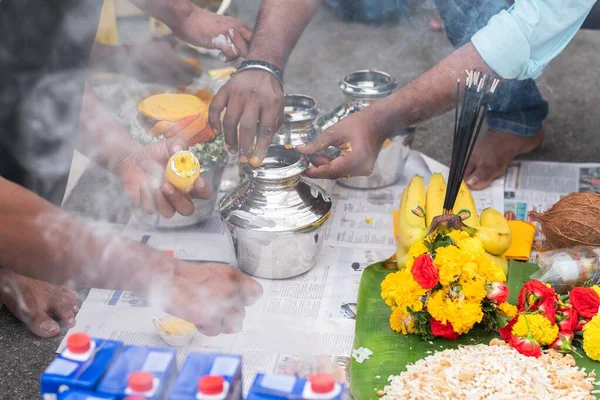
<box><xmin>60</xmin><ymin>150</ymin><xmax>505</xmax><ymax>392</ymax></box>
<box><xmin>502</xmin><ymin>160</ymin><xmax>600</xmax><ymax>261</ymax></box>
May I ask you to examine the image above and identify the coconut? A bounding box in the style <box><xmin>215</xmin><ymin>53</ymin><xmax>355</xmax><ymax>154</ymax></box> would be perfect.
<box><xmin>529</xmin><ymin>192</ymin><xmax>600</xmax><ymax>249</ymax></box>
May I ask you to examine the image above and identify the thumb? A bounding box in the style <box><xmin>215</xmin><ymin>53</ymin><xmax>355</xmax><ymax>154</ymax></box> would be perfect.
<box><xmin>165</xmin><ymin>137</ymin><xmax>189</xmax><ymax>158</ymax></box>
<box><xmin>296</xmin><ymin>130</ymin><xmax>338</xmax><ymax>155</ymax></box>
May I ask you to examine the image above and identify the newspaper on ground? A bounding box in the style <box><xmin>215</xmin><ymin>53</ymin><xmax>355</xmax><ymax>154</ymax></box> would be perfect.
<box><xmin>60</xmin><ymin>150</ymin><xmax>505</xmax><ymax>392</ymax></box>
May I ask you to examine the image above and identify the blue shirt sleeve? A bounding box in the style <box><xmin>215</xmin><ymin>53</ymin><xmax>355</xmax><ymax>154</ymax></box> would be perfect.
<box><xmin>471</xmin><ymin>0</ymin><xmax>597</xmax><ymax>80</ymax></box>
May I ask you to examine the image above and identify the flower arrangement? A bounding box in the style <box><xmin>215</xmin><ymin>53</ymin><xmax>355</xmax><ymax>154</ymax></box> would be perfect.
<box><xmin>381</xmin><ymin>230</ymin><xmax>510</xmax><ymax>340</ymax></box>
<box><xmin>501</xmin><ymin>279</ymin><xmax>600</xmax><ymax>361</ymax></box>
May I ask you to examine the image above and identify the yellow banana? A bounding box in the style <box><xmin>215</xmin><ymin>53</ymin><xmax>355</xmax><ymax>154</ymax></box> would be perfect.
<box><xmin>397</xmin><ymin>175</ymin><xmax>427</xmax><ymax>249</ymax></box>
<box><xmin>474</xmin><ymin>208</ymin><xmax>512</xmax><ymax>256</ymax></box>
<box><xmin>453</xmin><ymin>181</ymin><xmax>480</xmax><ymax>227</ymax></box>
<box><xmin>425</xmin><ymin>173</ymin><xmax>446</xmax><ymax>227</ymax></box>
<box><xmin>484</xmin><ymin>251</ymin><xmax>509</xmax><ymax>276</ymax></box>
<box><xmin>396</xmin><ymin>243</ymin><xmax>409</xmax><ymax>269</ymax></box>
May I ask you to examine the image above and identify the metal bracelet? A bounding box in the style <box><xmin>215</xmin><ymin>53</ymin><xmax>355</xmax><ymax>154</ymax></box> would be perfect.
<box><xmin>232</xmin><ymin>65</ymin><xmax>284</xmax><ymax>89</ymax></box>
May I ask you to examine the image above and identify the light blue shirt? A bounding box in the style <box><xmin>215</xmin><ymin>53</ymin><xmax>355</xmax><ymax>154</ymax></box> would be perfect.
<box><xmin>471</xmin><ymin>0</ymin><xmax>597</xmax><ymax>80</ymax></box>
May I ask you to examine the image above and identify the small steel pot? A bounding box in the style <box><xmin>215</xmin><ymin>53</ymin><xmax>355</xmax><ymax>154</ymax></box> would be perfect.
<box><xmin>219</xmin><ymin>146</ymin><xmax>332</xmax><ymax>279</ymax></box>
<box><xmin>135</xmin><ymin>150</ymin><xmax>228</xmax><ymax>228</ymax></box>
<box><xmin>272</xmin><ymin>94</ymin><xmax>320</xmax><ymax>146</ymax></box>
<box><xmin>318</xmin><ymin>70</ymin><xmax>415</xmax><ymax>189</ymax></box>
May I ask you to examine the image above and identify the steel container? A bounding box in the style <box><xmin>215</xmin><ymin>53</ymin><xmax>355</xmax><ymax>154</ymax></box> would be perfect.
<box><xmin>219</xmin><ymin>146</ymin><xmax>332</xmax><ymax>279</ymax></box>
<box><xmin>272</xmin><ymin>94</ymin><xmax>320</xmax><ymax>146</ymax></box>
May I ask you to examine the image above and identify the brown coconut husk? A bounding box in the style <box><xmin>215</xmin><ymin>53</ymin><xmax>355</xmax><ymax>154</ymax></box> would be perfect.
<box><xmin>529</xmin><ymin>192</ymin><xmax>600</xmax><ymax>249</ymax></box>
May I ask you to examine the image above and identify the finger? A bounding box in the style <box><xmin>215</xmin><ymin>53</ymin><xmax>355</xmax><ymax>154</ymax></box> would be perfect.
<box><xmin>214</xmin><ymin>34</ymin><xmax>238</xmax><ymax>61</ymax></box>
<box><xmin>249</xmin><ymin>107</ymin><xmax>280</xmax><ymax>166</ymax></box>
<box><xmin>209</xmin><ymin>89</ymin><xmax>228</xmax><ymax>137</ymax></box>
<box><xmin>164</xmin><ymin>114</ymin><xmax>198</xmax><ymax>138</ymax></box>
<box><xmin>167</xmin><ymin>137</ymin><xmax>188</xmax><ymax>156</ymax></box>
<box><xmin>140</xmin><ymin>183</ymin><xmax>158</xmax><ymax>214</ymax></box>
<box><xmin>234</xmin><ymin>272</ymin><xmax>263</xmax><ymax>306</ymax></box>
<box><xmin>222</xmin><ymin>100</ymin><xmax>243</xmax><ymax>154</ymax></box>
<box><xmin>153</xmin><ymin>186</ymin><xmax>176</xmax><ymax>218</ymax></box>
<box><xmin>228</xmin><ymin>28</ymin><xmax>248</xmax><ymax>58</ymax></box>
<box><xmin>196</xmin><ymin>323</ymin><xmax>223</xmax><ymax>337</ymax></box>
<box><xmin>308</xmin><ymin>152</ymin><xmax>334</xmax><ymax>167</ymax></box>
<box><xmin>189</xmin><ymin>177</ymin><xmax>212</xmax><ymax>200</ymax></box>
<box><xmin>150</xmin><ymin>121</ymin><xmax>174</xmax><ymax>137</ymax></box>
<box><xmin>296</xmin><ymin>129</ymin><xmax>339</xmax><ymax>155</ymax></box>
<box><xmin>221</xmin><ymin>306</ymin><xmax>245</xmax><ymax>334</ymax></box>
<box><xmin>239</xmin><ymin>24</ymin><xmax>253</xmax><ymax>42</ymax></box>
<box><xmin>238</xmin><ymin>105</ymin><xmax>260</xmax><ymax>163</ymax></box>
<box><xmin>303</xmin><ymin>153</ymin><xmax>359</xmax><ymax>180</ymax></box>
<box><xmin>162</xmin><ymin>182</ymin><xmax>195</xmax><ymax>216</ymax></box>
<box><xmin>175</xmin><ymin>114</ymin><xmax>208</xmax><ymax>142</ymax></box>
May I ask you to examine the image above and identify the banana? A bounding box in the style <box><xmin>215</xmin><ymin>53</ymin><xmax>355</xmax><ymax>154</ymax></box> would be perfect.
<box><xmin>474</xmin><ymin>208</ymin><xmax>512</xmax><ymax>256</ymax></box>
<box><xmin>484</xmin><ymin>251</ymin><xmax>509</xmax><ymax>276</ymax></box>
<box><xmin>425</xmin><ymin>173</ymin><xmax>446</xmax><ymax>227</ymax></box>
<box><xmin>397</xmin><ymin>175</ymin><xmax>427</xmax><ymax>249</ymax></box>
<box><xmin>453</xmin><ymin>181</ymin><xmax>480</xmax><ymax>227</ymax></box>
<box><xmin>396</xmin><ymin>243</ymin><xmax>409</xmax><ymax>269</ymax></box>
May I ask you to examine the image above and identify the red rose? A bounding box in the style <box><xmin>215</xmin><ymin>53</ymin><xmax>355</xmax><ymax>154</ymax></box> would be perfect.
<box><xmin>517</xmin><ymin>280</ymin><xmax>557</xmax><ymax>312</ymax></box>
<box><xmin>556</xmin><ymin>307</ymin><xmax>579</xmax><ymax>333</ymax></box>
<box><xmin>550</xmin><ymin>331</ymin><xmax>574</xmax><ymax>353</ymax></box>
<box><xmin>509</xmin><ymin>335</ymin><xmax>542</xmax><ymax>358</ymax></box>
<box><xmin>486</xmin><ymin>282</ymin><xmax>509</xmax><ymax>304</ymax></box>
<box><xmin>538</xmin><ymin>297</ymin><xmax>557</xmax><ymax>325</ymax></box>
<box><xmin>499</xmin><ymin>317</ymin><xmax>517</xmax><ymax>342</ymax></box>
<box><xmin>411</xmin><ymin>254</ymin><xmax>438</xmax><ymax>289</ymax></box>
<box><xmin>430</xmin><ymin>318</ymin><xmax>459</xmax><ymax>340</ymax></box>
<box><xmin>569</xmin><ymin>287</ymin><xmax>600</xmax><ymax>319</ymax></box>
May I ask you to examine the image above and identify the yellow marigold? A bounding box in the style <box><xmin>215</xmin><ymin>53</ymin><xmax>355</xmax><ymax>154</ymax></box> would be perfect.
<box><xmin>498</xmin><ymin>302</ymin><xmax>518</xmax><ymax>318</ymax></box>
<box><xmin>447</xmin><ymin>230</ymin><xmax>471</xmax><ymax>244</ymax></box>
<box><xmin>434</xmin><ymin>246</ymin><xmax>465</xmax><ymax>286</ymax></box>
<box><xmin>458</xmin><ymin>270</ymin><xmax>487</xmax><ymax>302</ymax></box>
<box><xmin>511</xmin><ymin>314</ymin><xmax>559</xmax><ymax>346</ymax></box>
<box><xmin>381</xmin><ymin>269</ymin><xmax>427</xmax><ymax>312</ymax></box>
<box><xmin>592</xmin><ymin>286</ymin><xmax>600</xmax><ymax>298</ymax></box>
<box><xmin>583</xmin><ymin>314</ymin><xmax>600</xmax><ymax>361</ymax></box>
<box><xmin>474</xmin><ymin>254</ymin><xmax>506</xmax><ymax>283</ymax></box>
<box><xmin>389</xmin><ymin>307</ymin><xmax>415</xmax><ymax>335</ymax></box>
<box><xmin>427</xmin><ymin>290</ymin><xmax>483</xmax><ymax>335</ymax></box>
<box><xmin>405</xmin><ymin>240</ymin><xmax>429</xmax><ymax>270</ymax></box>
<box><xmin>455</xmin><ymin>237</ymin><xmax>484</xmax><ymax>262</ymax></box>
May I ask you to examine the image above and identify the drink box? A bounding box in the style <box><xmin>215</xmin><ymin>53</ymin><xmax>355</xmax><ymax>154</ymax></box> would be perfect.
<box><xmin>41</xmin><ymin>332</ymin><xmax>123</xmax><ymax>399</ymax></box>
<box><xmin>246</xmin><ymin>373</ymin><xmax>344</xmax><ymax>400</ymax></box>
<box><xmin>96</xmin><ymin>345</ymin><xmax>177</xmax><ymax>399</ymax></box>
<box><xmin>167</xmin><ymin>352</ymin><xmax>243</xmax><ymax>400</ymax></box>
<box><xmin>58</xmin><ymin>390</ymin><xmax>116</xmax><ymax>400</ymax></box>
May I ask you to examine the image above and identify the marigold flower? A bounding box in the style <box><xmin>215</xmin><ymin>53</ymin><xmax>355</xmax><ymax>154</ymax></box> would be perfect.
<box><xmin>389</xmin><ymin>307</ymin><xmax>415</xmax><ymax>335</ymax></box>
<box><xmin>498</xmin><ymin>302</ymin><xmax>518</xmax><ymax>318</ymax></box>
<box><xmin>511</xmin><ymin>314</ymin><xmax>559</xmax><ymax>346</ymax></box>
<box><xmin>583</xmin><ymin>314</ymin><xmax>600</xmax><ymax>361</ymax></box>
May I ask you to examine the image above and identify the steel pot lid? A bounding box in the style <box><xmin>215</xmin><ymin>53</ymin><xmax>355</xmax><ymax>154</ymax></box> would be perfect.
<box><xmin>340</xmin><ymin>70</ymin><xmax>398</xmax><ymax>100</ymax></box>
<box><xmin>241</xmin><ymin>145</ymin><xmax>309</xmax><ymax>181</ymax></box>
<box><xmin>283</xmin><ymin>94</ymin><xmax>320</xmax><ymax>124</ymax></box>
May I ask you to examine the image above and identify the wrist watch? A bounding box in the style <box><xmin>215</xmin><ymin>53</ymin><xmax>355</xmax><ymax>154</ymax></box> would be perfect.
<box><xmin>232</xmin><ymin>60</ymin><xmax>284</xmax><ymax>89</ymax></box>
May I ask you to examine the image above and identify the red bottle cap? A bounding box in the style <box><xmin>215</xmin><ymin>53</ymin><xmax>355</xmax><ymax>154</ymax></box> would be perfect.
<box><xmin>128</xmin><ymin>371</ymin><xmax>154</xmax><ymax>393</ymax></box>
<box><xmin>310</xmin><ymin>373</ymin><xmax>335</xmax><ymax>394</ymax></box>
<box><xmin>198</xmin><ymin>375</ymin><xmax>225</xmax><ymax>395</ymax></box>
<box><xmin>66</xmin><ymin>332</ymin><xmax>91</xmax><ymax>354</ymax></box>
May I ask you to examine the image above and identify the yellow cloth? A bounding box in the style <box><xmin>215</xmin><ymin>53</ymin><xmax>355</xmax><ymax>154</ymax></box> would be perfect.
<box><xmin>505</xmin><ymin>220</ymin><xmax>536</xmax><ymax>261</ymax></box>
<box><xmin>95</xmin><ymin>0</ymin><xmax>119</xmax><ymax>45</ymax></box>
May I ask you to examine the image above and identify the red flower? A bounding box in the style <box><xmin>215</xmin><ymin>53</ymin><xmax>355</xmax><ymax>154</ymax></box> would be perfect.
<box><xmin>411</xmin><ymin>254</ymin><xmax>438</xmax><ymax>289</ymax></box>
<box><xmin>499</xmin><ymin>318</ymin><xmax>517</xmax><ymax>342</ymax></box>
<box><xmin>569</xmin><ymin>287</ymin><xmax>600</xmax><ymax>319</ymax></box>
<box><xmin>517</xmin><ymin>280</ymin><xmax>557</xmax><ymax>312</ymax></box>
<box><xmin>430</xmin><ymin>318</ymin><xmax>459</xmax><ymax>340</ymax></box>
<box><xmin>509</xmin><ymin>335</ymin><xmax>542</xmax><ymax>358</ymax></box>
<box><xmin>550</xmin><ymin>331</ymin><xmax>574</xmax><ymax>353</ymax></box>
<box><xmin>538</xmin><ymin>297</ymin><xmax>557</xmax><ymax>325</ymax></box>
<box><xmin>556</xmin><ymin>307</ymin><xmax>578</xmax><ymax>333</ymax></box>
<box><xmin>486</xmin><ymin>282</ymin><xmax>509</xmax><ymax>304</ymax></box>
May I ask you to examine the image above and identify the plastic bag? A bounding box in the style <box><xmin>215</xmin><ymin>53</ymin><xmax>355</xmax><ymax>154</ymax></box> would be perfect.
<box><xmin>533</xmin><ymin>246</ymin><xmax>600</xmax><ymax>293</ymax></box>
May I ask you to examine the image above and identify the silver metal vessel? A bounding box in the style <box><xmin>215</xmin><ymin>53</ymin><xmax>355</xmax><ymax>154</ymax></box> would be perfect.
<box><xmin>219</xmin><ymin>146</ymin><xmax>332</xmax><ymax>279</ymax></box>
<box><xmin>318</xmin><ymin>70</ymin><xmax>415</xmax><ymax>189</ymax></box>
<box><xmin>272</xmin><ymin>94</ymin><xmax>320</xmax><ymax>146</ymax></box>
<box><xmin>135</xmin><ymin>150</ymin><xmax>229</xmax><ymax>228</ymax></box>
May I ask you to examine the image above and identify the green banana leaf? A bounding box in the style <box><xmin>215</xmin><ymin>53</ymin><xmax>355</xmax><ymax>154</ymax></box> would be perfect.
<box><xmin>350</xmin><ymin>260</ymin><xmax>600</xmax><ymax>400</ymax></box>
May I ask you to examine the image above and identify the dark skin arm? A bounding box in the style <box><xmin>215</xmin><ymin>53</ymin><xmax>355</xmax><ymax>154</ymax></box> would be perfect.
<box><xmin>209</xmin><ymin>0</ymin><xmax>322</xmax><ymax>165</ymax></box>
<box><xmin>297</xmin><ymin>43</ymin><xmax>497</xmax><ymax>178</ymax></box>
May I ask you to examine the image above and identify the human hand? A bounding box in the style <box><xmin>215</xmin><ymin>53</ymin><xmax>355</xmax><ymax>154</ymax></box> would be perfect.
<box><xmin>149</xmin><ymin>114</ymin><xmax>216</xmax><ymax>146</ymax></box>
<box><xmin>0</xmin><ymin>269</ymin><xmax>78</xmax><ymax>338</ymax></box>
<box><xmin>174</xmin><ymin>7</ymin><xmax>252</xmax><ymax>61</ymax></box>
<box><xmin>209</xmin><ymin>70</ymin><xmax>284</xmax><ymax>165</ymax></box>
<box><xmin>115</xmin><ymin>137</ymin><xmax>211</xmax><ymax>218</ymax></box>
<box><xmin>295</xmin><ymin>108</ymin><xmax>388</xmax><ymax>179</ymax></box>
<box><xmin>164</xmin><ymin>261</ymin><xmax>263</xmax><ymax>336</ymax></box>
<box><xmin>122</xmin><ymin>41</ymin><xmax>201</xmax><ymax>86</ymax></box>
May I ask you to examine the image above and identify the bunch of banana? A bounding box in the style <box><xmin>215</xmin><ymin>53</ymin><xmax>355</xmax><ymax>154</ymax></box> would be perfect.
<box><xmin>394</xmin><ymin>174</ymin><xmax>512</xmax><ymax>274</ymax></box>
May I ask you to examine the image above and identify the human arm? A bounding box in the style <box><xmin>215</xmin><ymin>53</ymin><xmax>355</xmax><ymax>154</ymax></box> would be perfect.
<box><xmin>471</xmin><ymin>0</ymin><xmax>597</xmax><ymax>80</ymax></box>
<box><xmin>209</xmin><ymin>0</ymin><xmax>322</xmax><ymax>165</ymax></box>
<box><xmin>127</xmin><ymin>0</ymin><xmax>252</xmax><ymax>60</ymax></box>
<box><xmin>0</xmin><ymin>176</ymin><xmax>262</xmax><ymax>335</ymax></box>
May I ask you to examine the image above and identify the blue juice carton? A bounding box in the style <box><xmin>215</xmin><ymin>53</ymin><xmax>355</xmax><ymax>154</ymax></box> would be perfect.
<box><xmin>247</xmin><ymin>373</ymin><xmax>344</xmax><ymax>400</ymax></box>
<box><xmin>41</xmin><ymin>332</ymin><xmax>123</xmax><ymax>399</ymax></box>
<box><xmin>58</xmin><ymin>390</ymin><xmax>116</xmax><ymax>400</ymax></box>
<box><xmin>167</xmin><ymin>352</ymin><xmax>242</xmax><ymax>400</ymax></box>
<box><xmin>96</xmin><ymin>345</ymin><xmax>177</xmax><ymax>399</ymax></box>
